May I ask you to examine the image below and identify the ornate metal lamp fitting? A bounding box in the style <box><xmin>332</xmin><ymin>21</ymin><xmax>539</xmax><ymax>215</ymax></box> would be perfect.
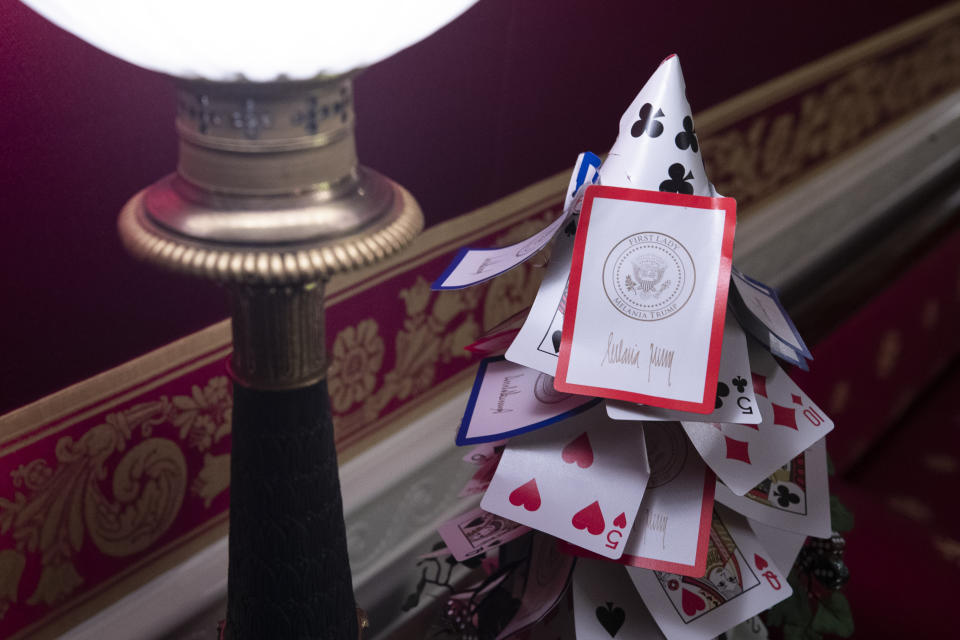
<box><xmin>118</xmin><ymin>76</ymin><xmax>423</xmax><ymax>389</ymax></box>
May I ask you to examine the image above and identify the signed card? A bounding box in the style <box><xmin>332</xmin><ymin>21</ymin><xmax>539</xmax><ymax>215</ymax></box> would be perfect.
<box><xmin>555</xmin><ymin>186</ymin><xmax>736</xmax><ymax>414</ymax></box>
<box><xmin>456</xmin><ymin>357</ymin><xmax>599</xmax><ymax>445</ymax></box>
<box><xmin>573</xmin><ymin>559</ymin><xmax>667</xmax><ymax>639</ymax></box>
<box><xmin>605</xmin><ymin>315</ymin><xmax>760</xmax><ymax>424</ymax></box>
<box><xmin>432</xmin><ymin>153</ymin><xmax>600</xmax><ymax>291</ymax></box>
<box><xmin>505</xmin><ymin>225</ymin><xmax>576</xmax><ymax>376</ymax></box>
<box><xmin>436</xmin><ymin>506</ymin><xmax>530</xmax><ymax>561</ymax></box>
<box><xmin>481</xmin><ymin>403</ymin><xmax>650</xmax><ymax>559</ymax></box>
<box><xmin>716</xmin><ymin>437</ymin><xmax>831</xmax><ymax>538</ymax></box>
<box><xmin>505</xmin><ymin>153</ymin><xmax>602</xmax><ymax>376</ymax></box>
<box><xmin>729</xmin><ymin>267</ymin><xmax>811</xmax><ymax>362</ymax></box>
<box><xmin>560</xmin><ymin>423</ymin><xmax>715</xmax><ymax>577</ymax></box>
<box><xmin>629</xmin><ymin>506</ymin><xmax>791</xmax><ymax>640</ymax></box>
<box><xmin>681</xmin><ymin>341</ymin><xmax>834</xmax><ymax>496</ymax></box>
<box><xmin>432</xmin><ymin>210</ymin><xmax>570</xmax><ymax>290</ymax></box>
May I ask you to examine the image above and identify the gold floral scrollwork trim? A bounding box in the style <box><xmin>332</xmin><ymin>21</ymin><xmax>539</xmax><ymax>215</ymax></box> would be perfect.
<box><xmin>329</xmin><ymin>319</ymin><xmax>385</xmax><ymax>414</ymax></box>
<box><xmin>84</xmin><ymin>438</ymin><xmax>187</xmax><ymax>558</ymax></box>
<box><xmin>703</xmin><ymin>20</ymin><xmax>960</xmax><ymax>210</ymax></box>
<box><xmin>0</xmin><ymin>375</ymin><xmax>232</xmax><ymax>618</ymax></box>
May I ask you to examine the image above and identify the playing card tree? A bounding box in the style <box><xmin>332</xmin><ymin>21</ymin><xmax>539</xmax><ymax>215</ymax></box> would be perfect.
<box><xmin>420</xmin><ymin>56</ymin><xmax>853</xmax><ymax>640</ymax></box>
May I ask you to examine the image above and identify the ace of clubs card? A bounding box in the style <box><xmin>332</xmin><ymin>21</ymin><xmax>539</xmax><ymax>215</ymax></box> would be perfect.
<box><xmin>681</xmin><ymin>341</ymin><xmax>834</xmax><ymax>496</ymax></box>
<box><xmin>481</xmin><ymin>403</ymin><xmax>650</xmax><ymax>559</ymax></box>
<box><xmin>555</xmin><ymin>185</ymin><xmax>736</xmax><ymax>414</ymax></box>
<box><xmin>628</xmin><ymin>506</ymin><xmax>791</xmax><ymax>640</ymax></box>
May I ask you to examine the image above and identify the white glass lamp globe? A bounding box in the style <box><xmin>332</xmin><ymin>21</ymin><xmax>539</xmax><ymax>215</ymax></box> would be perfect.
<box><xmin>19</xmin><ymin>0</ymin><xmax>478</xmax><ymax>81</ymax></box>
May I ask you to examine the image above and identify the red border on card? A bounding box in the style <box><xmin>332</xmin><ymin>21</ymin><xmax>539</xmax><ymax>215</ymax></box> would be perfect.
<box><xmin>463</xmin><ymin>328</ymin><xmax>520</xmax><ymax>355</ymax></box>
<box><xmin>557</xmin><ymin>469</ymin><xmax>716</xmax><ymax>577</ymax></box>
<box><xmin>554</xmin><ymin>185</ymin><xmax>736</xmax><ymax>414</ymax></box>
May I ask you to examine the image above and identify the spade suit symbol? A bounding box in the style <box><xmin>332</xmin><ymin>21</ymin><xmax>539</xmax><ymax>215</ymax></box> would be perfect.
<box><xmin>595</xmin><ymin>601</ymin><xmax>626</xmax><ymax>636</ymax></box>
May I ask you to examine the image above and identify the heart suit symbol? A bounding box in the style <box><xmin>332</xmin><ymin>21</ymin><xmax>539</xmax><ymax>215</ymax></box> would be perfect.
<box><xmin>509</xmin><ymin>479</ymin><xmax>541</xmax><ymax>511</ymax></box>
<box><xmin>681</xmin><ymin>588</ymin><xmax>707</xmax><ymax>617</ymax></box>
<box><xmin>613</xmin><ymin>512</ymin><xmax>627</xmax><ymax>529</ymax></box>
<box><xmin>562</xmin><ymin>432</ymin><xmax>594</xmax><ymax>468</ymax></box>
<box><xmin>754</xmin><ymin>554</ymin><xmax>768</xmax><ymax>571</ymax></box>
<box><xmin>571</xmin><ymin>501</ymin><xmax>605</xmax><ymax>535</ymax></box>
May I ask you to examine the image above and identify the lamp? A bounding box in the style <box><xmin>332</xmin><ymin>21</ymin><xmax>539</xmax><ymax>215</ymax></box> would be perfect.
<box><xmin>19</xmin><ymin>1</ymin><xmax>477</xmax><ymax>637</ymax></box>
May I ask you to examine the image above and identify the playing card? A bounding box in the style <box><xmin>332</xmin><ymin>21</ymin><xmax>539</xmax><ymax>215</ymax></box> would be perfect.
<box><xmin>599</xmin><ymin>55</ymin><xmax>713</xmax><ymax>196</ymax></box>
<box><xmin>506</xmin><ymin>153</ymin><xmax>602</xmax><ymax>376</ymax></box>
<box><xmin>605</xmin><ymin>315</ymin><xmax>760</xmax><ymax>424</ymax></box>
<box><xmin>564</xmin><ymin>151</ymin><xmax>603</xmax><ymax>212</ymax></box>
<box><xmin>459</xmin><ymin>452</ymin><xmax>501</xmax><ymax>497</ymax></box>
<box><xmin>715</xmin><ymin>437</ymin><xmax>831</xmax><ymax>537</ymax></box>
<box><xmin>560</xmin><ymin>423</ymin><xmax>715</xmax><ymax>576</ymax></box>
<box><xmin>505</xmin><ymin>221</ymin><xmax>577</xmax><ymax>376</ymax></box>
<box><xmin>465</xmin><ymin>307</ymin><xmax>530</xmax><ymax>356</ymax></box>
<box><xmin>462</xmin><ymin>440</ymin><xmax>507</xmax><ymax>466</ymax></box>
<box><xmin>555</xmin><ymin>185</ymin><xmax>736</xmax><ymax>414</ymax></box>
<box><xmin>456</xmin><ymin>357</ymin><xmax>599</xmax><ymax>445</ymax></box>
<box><xmin>629</xmin><ymin>506</ymin><xmax>791</xmax><ymax>640</ymax></box>
<box><xmin>767</xmin><ymin>333</ymin><xmax>809</xmax><ymax>370</ymax></box>
<box><xmin>496</xmin><ymin>532</ymin><xmax>576</xmax><ymax>639</ymax></box>
<box><xmin>436</xmin><ymin>506</ymin><xmax>531</xmax><ymax>561</ymax></box>
<box><xmin>573</xmin><ymin>558</ymin><xmax>666</xmax><ymax>639</ymax></box>
<box><xmin>748</xmin><ymin>519</ymin><xmax>808</xmax><ymax>577</ymax></box>
<box><xmin>681</xmin><ymin>340</ymin><xmax>834</xmax><ymax>496</ymax></box>
<box><xmin>432</xmin><ymin>153</ymin><xmax>600</xmax><ymax>291</ymax></box>
<box><xmin>481</xmin><ymin>403</ymin><xmax>650</xmax><ymax>559</ymax></box>
<box><xmin>729</xmin><ymin>267</ymin><xmax>811</xmax><ymax>361</ymax></box>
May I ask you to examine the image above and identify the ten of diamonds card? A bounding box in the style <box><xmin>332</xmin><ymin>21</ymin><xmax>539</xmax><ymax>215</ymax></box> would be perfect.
<box><xmin>555</xmin><ymin>185</ymin><xmax>736</xmax><ymax>414</ymax></box>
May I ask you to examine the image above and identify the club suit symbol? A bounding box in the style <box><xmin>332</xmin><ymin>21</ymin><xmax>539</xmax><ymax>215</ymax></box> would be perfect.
<box><xmin>630</xmin><ymin>103</ymin><xmax>665</xmax><ymax>138</ymax></box>
<box><xmin>675</xmin><ymin>115</ymin><xmax>699</xmax><ymax>152</ymax></box>
<box><xmin>659</xmin><ymin>163</ymin><xmax>695</xmax><ymax>194</ymax></box>
<box><xmin>732</xmin><ymin>376</ymin><xmax>748</xmax><ymax>392</ymax></box>
<box><xmin>715</xmin><ymin>381</ymin><xmax>730</xmax><ymax>408</ymax></box>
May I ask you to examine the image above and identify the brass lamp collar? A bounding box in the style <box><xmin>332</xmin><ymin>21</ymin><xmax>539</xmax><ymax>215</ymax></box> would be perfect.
<box><xmin>118</xmin><ymin>76</ymin><xmax>423</xmax><ymax>389</ymax></box>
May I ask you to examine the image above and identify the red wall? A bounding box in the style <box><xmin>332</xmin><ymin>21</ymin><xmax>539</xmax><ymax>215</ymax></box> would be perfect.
<box><xmin>0</xmin><ymin>0</ymin><xmax>948</xmax><ymax>414</ymax></box>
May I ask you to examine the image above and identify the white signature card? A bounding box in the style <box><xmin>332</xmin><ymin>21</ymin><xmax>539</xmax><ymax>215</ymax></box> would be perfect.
<box><xmin>555</xmin><ymin>186</ymin><xmax>736</xmax><ymax>414</ymax></box>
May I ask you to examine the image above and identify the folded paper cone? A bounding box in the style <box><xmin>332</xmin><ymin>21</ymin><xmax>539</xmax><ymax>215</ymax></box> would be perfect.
<box><xmin>600</xmin><ymin>55</ymin><xmax>715</xmax><ymax>197</ymax></box>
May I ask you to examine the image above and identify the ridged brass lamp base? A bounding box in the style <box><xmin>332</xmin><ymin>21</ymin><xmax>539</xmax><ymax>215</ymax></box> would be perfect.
<box><xmin>117</xmin><ymin>75</ymin><xmax>423</xmax><ymax>638</ymax></box>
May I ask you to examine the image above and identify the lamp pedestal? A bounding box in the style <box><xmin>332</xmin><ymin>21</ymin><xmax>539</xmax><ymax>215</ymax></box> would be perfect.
<box><xmin>119</xmin><ymin>77</ymin><xmax>422</xmax><ymax>639</ymax></box>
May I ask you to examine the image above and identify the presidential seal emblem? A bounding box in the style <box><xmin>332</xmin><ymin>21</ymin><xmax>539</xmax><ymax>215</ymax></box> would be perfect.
<box><xmin>602</xmin><ymin>231</ymin><xmax>695</xmax><ymax>321</ymax></box>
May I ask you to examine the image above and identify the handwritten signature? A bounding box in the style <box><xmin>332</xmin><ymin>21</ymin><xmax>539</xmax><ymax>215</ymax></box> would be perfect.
<box><xmin>492</xmin><ymin>373</ymin><xmax>524</xmax><ymax>414</ymax></box>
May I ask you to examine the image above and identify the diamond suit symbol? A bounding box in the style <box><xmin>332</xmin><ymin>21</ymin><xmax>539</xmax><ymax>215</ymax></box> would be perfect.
<box><xmin>724</xmin><ymin>436</ymin><xmax>752</xmax><ymax>463</ymax></box>
<box><xmin>752</xmin><ymin>373</ymin><xmax>768</xmax><ymax>398</ymax></box>
<box><xmin>772</xmin><ymin>403</ymin><xmax>798</xmax><ymax>430</ymax></box>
